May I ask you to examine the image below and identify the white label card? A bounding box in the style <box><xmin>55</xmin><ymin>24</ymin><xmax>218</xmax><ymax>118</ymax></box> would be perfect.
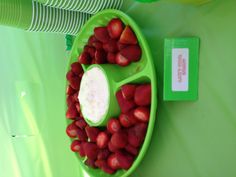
<box><xmin>172</xmin><ymin>48</ymin><xmax>189</xmax><ymax>91</ymax></box>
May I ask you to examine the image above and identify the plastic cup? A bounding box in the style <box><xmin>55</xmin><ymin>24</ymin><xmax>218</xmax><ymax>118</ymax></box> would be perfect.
<box><xmin>0</xmin><ymin>0</ymin><xmax>32</xmax><ymax>29</ymax></box>
<box><xmin>37</xmin><ymin>0</ymin><xmax>124</xmax><ymax>14</ymax></box>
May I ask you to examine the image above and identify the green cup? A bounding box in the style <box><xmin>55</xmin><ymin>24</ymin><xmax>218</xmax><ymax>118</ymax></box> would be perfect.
<box><xmin>0</xmin><ymin>0</ymin><xmax>32</xmax><ymax>29</ymax></box>
<box><xmin>38</xmin><ymin>0</ymin><xmax>124</xmax><ymax>14</ymax></box>
<box><xmin>80</xmin><ymin>64</ymin><xmax>120</xmax><ymax>127</ymax></box>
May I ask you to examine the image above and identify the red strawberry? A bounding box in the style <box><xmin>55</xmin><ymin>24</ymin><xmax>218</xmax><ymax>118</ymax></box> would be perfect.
<box><xmin>121</xmin><ymin>84</ymin><xmax>136</xmax><ymax>100</ymax></box>
<box><xmin>134</xmin><ymin>107</ymin><xmax>150</xmax><ymax>122</ymax></box>
<box><xmin>69</xmin><ymin>77</ymin><xmax>81</xmax><ymax>90</ymax></box>
<box><xmin>77</xmin><ymin>128</ymin><xmax>88</xmax><ymax>141</ymax></box>
<box><xmin>103</xmin><ymin>39</ymin><xmax>118</xmax><ymax>53</ymax></box>
<box><xmin>107</xmin><ymin>53</ymin><xmax>116</xmax><ymax>64</ymax></box>
<box><xmin>94</xmin><ymin>27</ymin><xmax>110</xmax><ymax>43</ymax></box>
<box><xmin>107</xmin><ymin>118</ymin><xmax>121</xmax><ymax>134</ymax></box>
<box><xmin>85</xmin><ymin>126</ymin><xmax>100</xmax><ymax>142</ymax></box>
<box><xmin>75</xmin><ymin>103</ymin><xmax>80</xmax><ymax>113</ymax></box>
<box><xmin>134</xmin><ymin>84</ymin><xmax>151</xmax><ymax>106</ymax></box>
<box><xmin>116</xmin><ymin>151</ymin><xmax>134</xmax><ymax>170</ymax></box>
<box><xmin>92</xmin><ymin>41</ymin><xmax>103</xmax><ymax>50</ymax></box>
<box><xmin>119</xmin><ymin>111</ymin><xmax>137</xmax><ymax>128</ymax></box>
<box><xmin>71</xmin><ymin>62</ymin><xmax>83</xmax><ymax>75</ymax></box>
<box><xmin>111</xmin><ymin>131</ymin><xmax>128</xmax><ymax>149</ymax></box>
<box><xmin>72</xmin><ymin>92</ymin><xmax>79</xmax><ymax>103</ymax></box>
<box><xmin>125</xmin><ymin>144</ymin><xmax>138</xmax><ymax>156</ymax></box>
<box><xmin>66</xmin><ymin>95</ymin><xmax>74</xmax><ymax>106</ymax></box>
<box><xmin>107</xmin><ymin>153</ymin><xmax>120</xmax><ymax>170</ymax></box>
<box><xmin>75</xmin><ymin>118</ymin><xmax>87</xmax><ymax>129</ymax></box>
<box><xmin>66</xmin><ymin>104</ymin><xmax>78</xmax><ymax>119</ymax></box>
<box><xmin>78</xmin><ymin>52</ymin><xmax>92</xmax><ymax>64</ymax></box>
<box><xmin>78</xmin><ymin>142</ymin><xmax>86</xmax><ymax>157</ymax></box>
<box><xmin>120</xmin><ymin>45</ymin><xmax>142</xmax><ymax>62</ymax></box>
<box><xmin>95</xmin><ymin>50</ymin><xmax>107</xmax><ymax>64</ymax></box>
<box><xmin>70</xmin><ymin>140</ymin><xmax>81</xmax><ymax>152</ymax></box>
<box><xmin>107</xmin><ymin>18</ymin><xmax>124</xmax><ymax>39</ymax></box>
<box><xmin>83</xmin><ymin>142</ymin><xmax>99</xmax><ymax>160</ymax></box>
<box><xmin>116</xmin><ymin>90</ymin><xmax>136</xmax><ymax>113</ymax></box>
<box><xmin>128</xmin><ymin>123</ymin><xmax>147</xmax><ymax>147</ymax></box>
<box><xmin>84</xmin><ymin>45</ymin><xmax>96</xmax><ymax>58</ymax></box>
<box><xmin>119</xmin><ymin>26</ymin><xmax>137</xmax><ymax>45</ymax></box>
<box><xmin>85</xmin><ymin>158</ymin><xmax>97</xmax><ymax>169</ymax></box>
<box><xmin>96</xmin><ymin>132</ymin><xmax>109</xmax><ymax>149</ymax></box>
<box><xmin>88</xmin><ymin>35</ymin><xmax>98</xmax><ymax>46</ymax></box>
<box><xmin>108</xmin><ymin>141</ymin><xmax>119</xmax><ymax>153</ymax></box>
<box><xmin>66</xmin><ymin>70</ymin><xmax>75</xmax><ymax>81</ymax></box>
<box><xmin>97</xmin><ymin>148</ymin><xmax>110</xmax><ymax>160</ymax></box>
<box><xmin>118</xmin><ymin>42</ymin><xmax>128</xmax><ymax>50</ymax></box>
<box><xmin>115</xmin><ymin>53</ymin><xmax>130</xmax><ymax>67</ymax></box>
<box><xmin>66</xmin><ymin>123</ymin><xmax>78</xmax><ymax>138</ymax></box>
<box><xmin>95</xmin><ymin>160</ymin><xmax>115</xmax><ymax>174</ymax></box>
<box><xmin>66</xmin><ymin>85</ymin><xmax>76</xmax><ymax>95</ymax></box>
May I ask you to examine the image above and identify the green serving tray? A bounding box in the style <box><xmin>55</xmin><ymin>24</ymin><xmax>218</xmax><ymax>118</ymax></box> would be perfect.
<box><xmin>66</xmin><ymin>9</ymin><xmax>157</xmax><ymax>177</ymax></box>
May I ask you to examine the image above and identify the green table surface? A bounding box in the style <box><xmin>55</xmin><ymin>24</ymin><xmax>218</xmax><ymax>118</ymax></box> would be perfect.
<box><xmin>1</xmin><ymin>0</ymin><xmax>236</xmax><ymax>177</ymax></box>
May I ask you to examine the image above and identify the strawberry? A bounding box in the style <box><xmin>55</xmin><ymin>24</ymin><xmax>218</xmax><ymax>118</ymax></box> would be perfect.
<box><xmin>119</xmin><ymin>111</ymin><xmax>137</xmax><ymax>128</ymax></box>
<box><xmin>66</xmin><ymin>123</ymin><xmax>78</xmax><ymax>138</ymax></box>
<box><xmin>107</xmin><ymin>118</ymin><xmax>121</xmax><ymax>134</ymax></box>
<box><xmin>103</xmin><ymin>39</ymin><xmax>118</xmax><ymax>53</ymax></box>
<box><xmin>84</xmin><ymin>45</ymin><xmax>96</xmax><ymax>58</ymax></box>
<box><xmin>96</xmin><ymin>132</ymin><xmax>109</xmax><ymax>149</ymax></box>
<box><xmin>77</xmin><ymin>128</ymin><xmax>88</xmax><ymax>141</ymax></box>
<box><xmin>107</xmin><ymin>153</ymin><xmax>120</xmax><ymax>170</ymax></box>
<box><xmin>97</xmin><ymin>148</ymin><xmax>110</xmax><ymax>160</ymax></box>
<box><xmin>125</xmin><ymin>144</ymin><xmax>138</xmax><ymax>156</ymax></box>
<box><xmin>134</xmin><ymin>107</ymin><xmax>150</xmax><ymax>122</ymax></box>
<box><xmin>78</xmin><ymin>52</ymin><xmax>92</xmax><ymax>64</ymax></box>
<box><xmin>88</xmin><ymin>35</ymin><xmax>98</xmax><ymax>46</ymax></box>
<box><xmin>121</xmin><ymin>84</ymin><xmax>136</xmax><ymax>100</ymax></box>
<box><xmin>115</xmin><ymin>53</ymin><xmax>130</xmax><ymax>67</ymax></box>
<box><xmin>94</xmin><ymin>27</ymin><xmax>110</xmax><ymax>43</ymax></box>
<box><xmin>134</xmin><ymin>84</ymin><xmax>151</xmax><ymax>106</ymax></box>
<box><xmin>83</xmin><ymin>142</ymin><xmax>99</xmax><ymax>160</ymax></box>
<box><xmin>75</xmin><ymin>118</ymin><xmax>87</xmax><ymax>129</ymax></box>
<box><xmin>95</xmin><ymin>50</ymin><xmax>107</xmax><ymax>64</ymax></box>
<box><xmin>66</xmin><ymin>95</ymin><xmax>74</xmax><ymax>106</ymax></box>
<box><xmin>108</xmin><ymin>141</ymin><xmax>119</xmax><ymax>153</ymax></box>
<box><xmin>85</xmin><ymin>126</ymin><xmax>100</xmax><ymax>142</ymax></box>
<box><xmin>75</xmin><ymin>102</ymin><xmax>80</xmax><ymax>113</ymax></box>
<box><xmin>92</xmin><ymin>41</ymin><xmax>103</xmax><ymax>50</ymax></box>
<box><xmin>85</xmin><ymin>158</ymin><xmax>97</xmax><ymax>169</ymax></box>
<box><xmin>78</xmin><ymin>142</ymin><xmax>86</xmax><ymax>157</ymax></box>
<box><xmin>71</xmin><ymin>62</ymin><xmax>83</xmax><ymax>75</ymax></box>
<box><xmin>119</xmin><ymin>26</ymin><xmax>137</xmax><ymax>45</ymax></box>
<box><xmin>66</xmin><ymin>70</ymin><xmax>75</xmax><ymax>81</ymax></box>
<box><xmin>107</xmin><ymin>53</ymin><xmax>116</xmax><ymax>64</ymax></box>
<box><xmin>95</xmin><ymin>160</ymin><xmax>115</xmax><ymax>174</ymax></box>
<box><xmin>120</xmin><ymin>45</ymin><xmax>142</xmax><ymax>62</ymax></box>
<box><xmin>118</xmin><ymin>42</ymin><xmax>128</xmax><ymax>50</ymax></box>
<box><xmin>70</xmin><ymin>140</ymin><xmax>81</xmax><ymax>152</ymax></box>
<box><xmin>116</xmin><ymin>90</ymin><xmax>136</xmax><ymax>113</ymax></box>
<box><xmin>128</xmin><ymin>123</ymin><xmax>147</xmax><ymax>147</ymax></box>
<box><xmin>107</xmin><ymin>18</ymin><xmax>124</xmax><ymax>39</ymax></box>
<box><xmin>69</xmin><ymin>77</ymin><xmax>81</xmax><ymax>90</ymax></box>
<box><xmin>111</xmin><ymin>131</ymin><xmax>128</xmax><ymax>149</ymax></box>
<box><xmin>72</xmin><ymin>92</ymin><xmax>79</xmax><ymax>103</ymax></box>
<box><xmin>116</xmin><ymin>151</ymin><xmax>134</xmax><ymax>170</ymax></box>
<box><xmin>66</xmin><ymin>104</ymin><xmax>78</xmax><ymax>119</ymax></box>
<box><xmin>66</xmin><ymin>85</ymin><xmax>76</xmax><ymax>95</ymax></box>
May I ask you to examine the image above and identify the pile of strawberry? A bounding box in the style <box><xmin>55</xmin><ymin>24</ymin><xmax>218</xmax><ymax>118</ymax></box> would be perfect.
<box><xmin>78</xmin><ymin>18</ymin><xmax>142</xmax><ymax>66</ymax></box>
<box><xmin>66</xmin><ymin>82</ymin><xmax>151</xmax><ymax>174</ymax></box>
<box><xmin>66</xmin><ymin>17</ymin><xmax>151</xmax><ymax>174</ymax></box>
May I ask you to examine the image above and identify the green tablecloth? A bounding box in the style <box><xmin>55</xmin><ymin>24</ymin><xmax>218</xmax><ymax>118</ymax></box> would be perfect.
<box><xmin>1</xmin><ymin>0</ymin><xmax>236</xmax><ymax>177</ymax></box>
